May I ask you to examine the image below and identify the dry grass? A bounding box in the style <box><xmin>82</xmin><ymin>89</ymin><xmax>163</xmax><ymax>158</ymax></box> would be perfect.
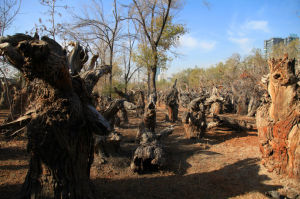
<box><xmin>0</xmin><ymin>106</ymin><xmax>299</xmax><ymax>199</ymax></box>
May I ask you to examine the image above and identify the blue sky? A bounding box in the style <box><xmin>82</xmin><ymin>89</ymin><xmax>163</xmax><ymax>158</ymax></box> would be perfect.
<box><xmin>6</xmin><ymin>0</ymin><xmax>300</xmax><ymax>76</ymax></box>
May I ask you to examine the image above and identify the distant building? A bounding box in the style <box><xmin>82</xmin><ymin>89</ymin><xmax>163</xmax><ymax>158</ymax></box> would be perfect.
<box><xmin>264</xmin><ymin>38</ymin><xmax>284</xmax><ymax>58</ymax></box>
<box><xmin>284</xmin><ymin>34</ymin><xmax>299</xmax><ymax>45</ymax></box>
<box><xmin>264</xmin><ymin>34</ymin><xmax>299</xmax><ymax>59</ymax></box>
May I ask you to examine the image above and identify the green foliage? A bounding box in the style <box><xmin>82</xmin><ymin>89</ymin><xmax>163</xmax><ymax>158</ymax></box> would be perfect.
<box><xmin>133</xmin><ymin>42</ymin><xmax>169</xmax><ymax>70</ymax></box>
<box><xmin>133</xmin><ymin>15</ymin><xmax>186</xmax><ymax>71</ymax></box>
<box><xmin>172</xmin><ymin>48</ymin><xmax>268</xmax><ymax>90</ymax></box>
<box><xmin>156</xmin><ymin>16</ymin><xmax>186</xmax><ymax>50</ymax></box>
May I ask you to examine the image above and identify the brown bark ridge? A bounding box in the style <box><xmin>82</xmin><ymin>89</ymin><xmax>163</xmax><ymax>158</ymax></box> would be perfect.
<box><xmin>165</xmin><ymin>79</ymin><xmax>179</xmax><ymax>122</ymax></box>
<box><xmin>182</xmin><ymin>97</ymin><xmax>207</xmax><ymax>139</ymax></box>
<box><xmin>256</xmin><ymin>54</ymin><xmax>300</xmax><ymax>178</ymax></box>
<box><xmin>0</xmin><ymin>33</ymin><xmax>111</xmax><ymax>198</ymax></box>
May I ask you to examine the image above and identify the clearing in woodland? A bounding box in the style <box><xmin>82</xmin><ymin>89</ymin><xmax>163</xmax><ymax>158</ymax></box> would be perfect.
<box><xmin>0</xmin><ymin>106</ymin><xmax>299</xmax><ymax>199</ymax></box>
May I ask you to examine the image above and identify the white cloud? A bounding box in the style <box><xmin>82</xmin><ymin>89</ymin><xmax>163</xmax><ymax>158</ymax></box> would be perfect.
<box><xmin>199</xmin><ymin>41</ymin><xmax>216</xmax><ymax>50</ymax></box>
<box><xmin>229</xmin><ymin>37</ymin><xmax>249</xmax><ymax>45</ymax></box>
<box><xmin>243</xmin><ymin>20</ymin><xmax>270</xmax><ymax>32</ymax></box>
<box><xmin>179</xmin><ymin>34</ymin><xmax>216</xmax><ymax>51</ymax></box>
<box><xmin>229</xmin><ymin>37</ymin><xmax>252</xmax><ymax>53</ymax></box>
<box><xmin>227</xmin><ymin>19</ymin><xmax>269</xmax><ymax>54</ymax></box>
<box><xmin>179</xmin><ymin>34</ymin><xmax>198</xmax><ymax>48</ymax></box>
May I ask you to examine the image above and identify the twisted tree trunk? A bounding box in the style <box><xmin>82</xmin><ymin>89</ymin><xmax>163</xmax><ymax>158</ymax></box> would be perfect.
<box><xmin>0</xmin><ymin>34</ymin><xmax>110</xmax><ymax>198</ymax></box>
<box><xmin>256</xmin><ymin>54</ymin><xmax>300</xmax><ymax>178</ymax></box>
<box><xmin>182</xmin><ymin>97</ymin><xmax>207</xmax><ymax>139</ymax></box>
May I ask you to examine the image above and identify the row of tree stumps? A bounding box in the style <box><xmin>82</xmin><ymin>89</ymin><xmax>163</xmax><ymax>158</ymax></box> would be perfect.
<box><xmin>1</xmin><ymin>34</ymin><xmax>299</xmax><ymax>199</ymax></box>
<box><xmin>256</xmin><ymin>54</ymin><xmax>300</xmax><ymax>179</ymax></box>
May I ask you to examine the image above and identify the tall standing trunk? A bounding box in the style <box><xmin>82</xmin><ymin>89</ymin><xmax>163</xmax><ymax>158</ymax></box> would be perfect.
<box><xmin>150</xmin><ymin>49</ymin><xmax>158</xmax><ymax>103</ymax></box>
<box><xmin>147</xmin><ymin>67</ymin><xmax>151</xmax><ymax>99</ymax></box>
<box><xmin>109</xmin><ymin>50</ymin><xmax>113</xmax><ymax>99</ymax></box>
<box><xmin>257</xmin><ymin>54</ymin><xmax>300</xmax><ymax>178</ymax></box>
<box><xmin>0</xmin><ymin>34</ymin><xmax>111</xmax><ymax>199</ymax></box>
<box><xmin>124</xmin><ymin>79</ymin><xmax>128</xmax><ymax>95</ymax></box>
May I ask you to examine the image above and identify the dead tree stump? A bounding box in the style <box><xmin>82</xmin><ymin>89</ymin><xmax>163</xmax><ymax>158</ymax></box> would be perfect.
<box><xmin>0</xmin><ymin>34</ymin><xmax>111</xmax><ymax>198</ymax></box>
<box><xmin>182</xmin><ymin>97</ymin><xmax>207</xmax><ymax>139</ymax></box>
<box><xmin>131</xmin><ymin>123</ymin><xmax>173</xmax><ymax>173</ymax></box>
<box><xmin>165</xmin><ymin>80</ymin><xmax>179</xmax><ymax>122</ymax></box>
<box><xmin>256</xmin><ymin>54</ymin><xmax>300</xmax><ymax>178</ymax></box>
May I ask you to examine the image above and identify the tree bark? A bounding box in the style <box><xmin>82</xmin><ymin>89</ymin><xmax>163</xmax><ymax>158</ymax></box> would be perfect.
<box><xmin>182</xmin><ymin>97</ymin><xmax>207</xmax><ymax>139</ymax></box>
<box><xmin>150</xmin><ymin>50</ymin><xmax>158</xmax><ymax>103</ymax></box>
<box><xmin>256</xmin><ymin>54</ymin><xmax>300</xmax><ymax>178</ymax></box>
<box><xmin>0</xmin><ymin>34</ymin><xmax>111</xmax><ymax>198</ymax></box>
<box><xmin>165</xmin><ymin>80</ymin><xmax>179</xmax><ymax>122</ymax></box>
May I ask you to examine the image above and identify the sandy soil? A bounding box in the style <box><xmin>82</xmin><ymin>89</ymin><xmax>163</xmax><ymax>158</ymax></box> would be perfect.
<box><xmin>0</xmin><ymin>106</ymin><xmax>299</xmax><ymax>199</ymax></box>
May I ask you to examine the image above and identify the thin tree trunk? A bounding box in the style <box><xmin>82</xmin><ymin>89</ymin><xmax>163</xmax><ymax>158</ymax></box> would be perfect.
<box><xmin>147</xmin><ymin>67</ymin><xmax>151</xmax><ymax>98</ymax></box>
<box><xmin>150</xmin><ymin>49</ymin><xmax>158</xmax><ymax>103</ymax></box>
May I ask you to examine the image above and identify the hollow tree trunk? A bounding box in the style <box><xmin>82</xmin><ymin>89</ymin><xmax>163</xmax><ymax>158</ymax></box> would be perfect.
<box><xmin>256</xmin><ymin>54</ymin><xmax>300</xmax><ymax>178</ymax></box>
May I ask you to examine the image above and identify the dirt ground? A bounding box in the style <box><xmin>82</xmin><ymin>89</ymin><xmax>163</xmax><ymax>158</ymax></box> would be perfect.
<box><xmin>0</xmin><ymin>106</ymin><xmax>299</xmax><ymax>199</ymax></box>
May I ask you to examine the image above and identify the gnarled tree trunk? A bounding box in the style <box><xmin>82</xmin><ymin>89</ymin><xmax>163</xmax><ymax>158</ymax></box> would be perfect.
<box><xmin>256</xmin><ymin>54</ymin><xmax>300</xmax><ymax>178</ymax></box>
<box><xmin>0</xmin><ymin>34</ymin><xmax>111</xmax><ymax>198</ymax></box>
<box><xmin>182</xmin><ymin>97</ymin><xmax>207</xmax><ymax>139</ymax></box>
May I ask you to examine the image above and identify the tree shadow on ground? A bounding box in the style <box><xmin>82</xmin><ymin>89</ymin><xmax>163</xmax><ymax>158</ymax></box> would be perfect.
<box><xmin>203</xmin><ymin>127</ymin><xmax>257</xmax><ymax>145</ymax></box>
<box><xmin>0</xmin><ymin>146</ymin><xmax>28</xmax><ymax>161</ymax></box>
<box><xmin>93</xmin><ymin>158</ymin><xmax>282</xmax><ymax>199</ymax></box>
<box><xmin>0</xmin><ymin>183</ymin><xmax>23</xmax><ymax>199</ymax></box>
<box><xmin>0</xmin><ymin>164</ymin><xmax>28</xmax><ymax>171</ymax></box>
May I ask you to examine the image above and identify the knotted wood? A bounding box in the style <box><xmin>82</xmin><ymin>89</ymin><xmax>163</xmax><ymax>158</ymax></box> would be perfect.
<box><xmin>0</xmin><ymin>34</ymin><xmax>111</xmax><ymax>198</ymax></box>
<box><xmin>256</xmin><ymin>54</ymin><xmax>300</xmax><ymax>178</ymax></box>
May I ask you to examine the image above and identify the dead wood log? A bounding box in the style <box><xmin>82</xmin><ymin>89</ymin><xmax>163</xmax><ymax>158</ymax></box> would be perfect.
<box><xmin>182</xmin><ymin>97</ymin><xmax>207</xmax><ymax>139</ymax></box>
<box><xmin>216</xmin><ymin>114</ymin><xmax>256</xmax><ymax>130</ymax></box>
<box><xmin>256</xmin><ymin>54</ymin><xmax>300</xmax><ymax>178</ymax></box>
<box><xmin>0</xmin><ymin>33</ymin><xmax>111</xmax><ymax>198</ymax></box>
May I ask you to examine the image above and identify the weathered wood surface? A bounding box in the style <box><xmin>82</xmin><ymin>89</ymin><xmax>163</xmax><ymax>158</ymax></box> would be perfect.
<box><xmin>0</xmin><ymin>33</ymin><xmax>111</xmax><ymax>198</ymax></box>
<box><xmin>256</xmin><ymin>54</ymin><xmax>300</xmax><ymax>178</ymax></box>
<box><xmin>216</xmin><ymin>114</ymin><xmax>256</xmax><ymax>130</ymax></box>
<box><xmin>131</xmin><ymin>124</ymin><xmax>173</xmax><ymax>173</ymax></box>
<box><xmin>182</xmin><ymin>97</ymin><xmax>207</xmax><ymax>139</ymax></box>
